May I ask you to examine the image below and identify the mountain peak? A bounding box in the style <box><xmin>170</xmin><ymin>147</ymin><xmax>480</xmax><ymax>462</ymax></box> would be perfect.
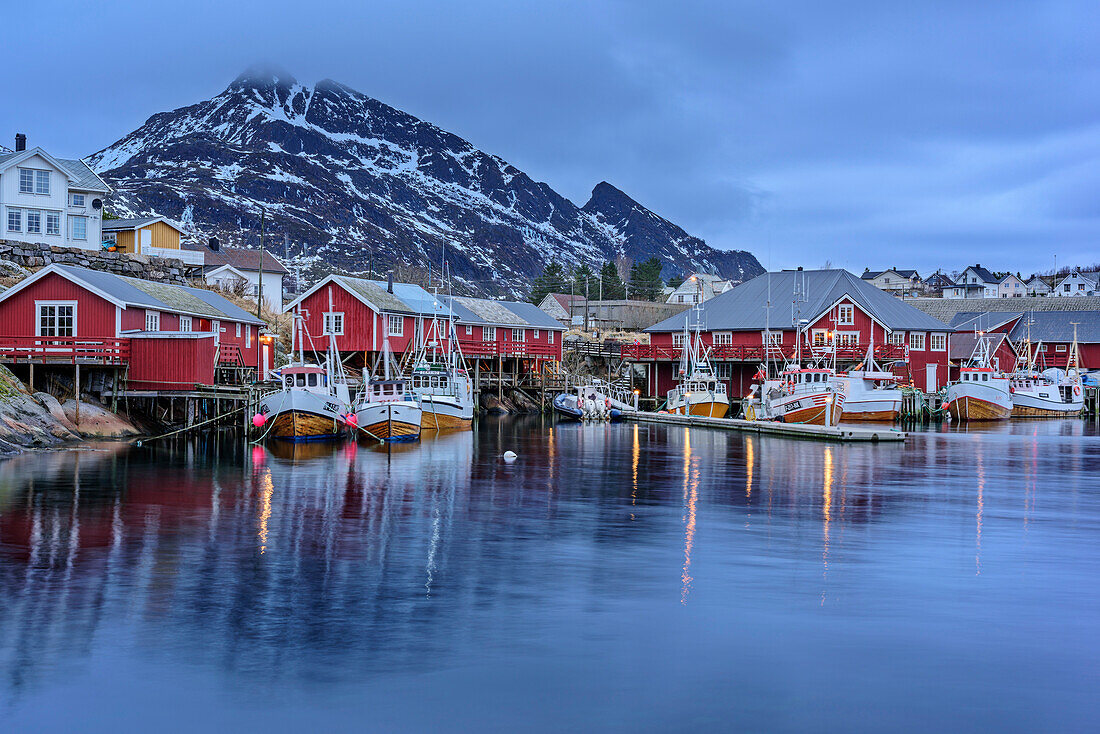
<box><xmin>232</xmin><ymin>63</ymin><xmax>298</xmax><ymax>89</ymax></box>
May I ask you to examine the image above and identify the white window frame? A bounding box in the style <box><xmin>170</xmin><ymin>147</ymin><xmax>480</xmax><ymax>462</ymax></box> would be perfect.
<box><xmin>483</xmin><ymin>326</ymin><xmax>496</xmax><ymax>342</ymax></box>
<box><xmin>533</xmin><ymin>329</ymin><xmax>540</xmax><ymax>339</ymax></box>
<box><xmin>909</xmin><ymin>331</ymin><xmax>925</xmax><ymax>350</ymax></box>
<box><xmin>715</xmin><ymin>362</ymin><xmax>733</xmax><ymax>379</ymax></box>
<box><xmin>511</xmin><ymin>328</ymin><xmax>524</xmax><ymax>342</ymax></box>
<box><xmin>762</xmin><ymin>330</ymin><xmax>782</xmax><ymax>347</ymax></box>
<box><xmin>713</xmin><ymin>331</ymin><xmax>732</xmax><ymax>346</ymax></box>
<box><xmin>235</xmin><ymin>322</ymin><xmax>242</xmax><ymax>338</ymax></box>
<box><xmin>548</xmin><ymin>330</ymin><xmax>555</xmax><ymax>344</ymax></box>
<box><xmin>837</xmin><ymin>304</ymin><xmax>854</xmax><ymax>325</ymax></box>
<box><xmin>179</xmin><ymin>316</ymin><xmax>192</xmax><ymax>332</ymax></box>
<box><xmin>323</xmin><ymin>311</ymin><xmax>344</xmax><ymax>336</ymax></box>
<box><xmin>69</xmin><ymin>215</ymin><xmax>87</xmax><ymax>241</ymax></box>
<box><xmin>811</xmin><ymin>329</ymin><xmax>828</xmax><ymax>346</ymax></box>
<box><xmin>45</xmin><ymin>211</ymin><xmax>61</xmax><ymax>236</ymax></box>
<box><xmin>387</xmin><ymin>314</ymin><xmax>403</xmax><ymax>336</ymax></box>
<box><xmin>35</xmin><ymin>170</ymin><xmax>50</xmax><ymax>195</ymax></box>
<box><xmin>837</xmin><ymin>331</ymin><xmax>859</xmax><ymax>346</ymax></box>
<box><xmin>464</xmin><ymin>325</ymin><xmax>472</xmax><ymax>336</ymax></box>
<box><xmin>7</xmin><ymin>208</ymin><xmax>22</xmax><ymax>233</ymax></box>
<box><xmin>18</xmin><ymin>168</ymin><xmax>34</xmax><ymax>193</ymax></box>
<box><xmin>1055</xmin><ymin>344</ymin><xmax>1067</xmax><ymax>353</ymax></box>
<box><xmin>246</xmin><ymin>326</ymin><xmax>252</xmax><ymax>348</ymax></box>
<box><xmin>25</xmin><ymin>209</ymin><xmax>41</xmax><ymax>234</ymax></box>
<box><xmin>930</xmin><ymin>333</ymin><xmax>946</xmax><ymax>351</ymax></box>
<box><xmin>145</xmin><ymin>310</ymin><xmax>160</xmax><ymax>331</ymax></box>
<box><xmin>672</xmin><ymin>332</ymin><xmax>685</xmax><ymax>348</ymax></box>
<box><xmin>212</xmin><ymin>320</ymin><xmax>221</xmax><ymax>345</ymax></box>
<box><xmin>70</xmin><ymin>193</ymin><xmax>86</xmax><ymax>208</ymax></box>
<box><xmin>35</xmin><ymin>301</ymin><xmax>77</xmax><ymax>337</ymax></box>
<box><xmin>888</xmin><ymin>331</ymin><xmax>905</xmax><ymax>346</ymax></box>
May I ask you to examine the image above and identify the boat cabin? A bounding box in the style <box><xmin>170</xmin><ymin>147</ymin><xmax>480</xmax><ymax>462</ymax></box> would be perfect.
<box><xmin>281</xmin><ymin>365</ymin><xmax>329</xmax><ymax>391</ymax></box>
<box><xmin>365</xmin><ymin>379</ymin><xmax>409</xmax><ymax>403</ymax></box>
<box><xmin>958</xmin><ymin>368</ymin><xmax>1001</xmax><ymax>384</ymax></box>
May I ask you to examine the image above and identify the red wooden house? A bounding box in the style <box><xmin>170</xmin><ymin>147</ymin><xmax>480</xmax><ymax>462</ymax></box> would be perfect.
<box><xmin>0</xmin><ymin>264</ymin><xmax>272</xmax><ymax>391</ymax></box>
<box><xmin>948</xmin><ymin>310</ymin><xmax>1100</xmax><ymax>373</ymax></box>
<box><xmin>625</xmin><ymin>268</ymin><xmax>953</xmax><ymax>398</ymax></box>
<box><xmin>284</xmin><ymin>275</ymin><xmax>564</xmax><ymax>372</ymax></box>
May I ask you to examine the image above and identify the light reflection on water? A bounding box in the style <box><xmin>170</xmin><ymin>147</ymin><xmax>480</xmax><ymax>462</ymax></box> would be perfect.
<box><xmin>0</xmin><ymin>416</ymin><xmax>1098</xmax><ymax>732</ymax></box>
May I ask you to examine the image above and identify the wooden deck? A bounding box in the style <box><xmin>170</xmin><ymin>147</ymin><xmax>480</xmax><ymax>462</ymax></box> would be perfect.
<box><xmin>624</xmin><ymin>411</ymin><xmax>907</xmax><ymax>442</ymax></box>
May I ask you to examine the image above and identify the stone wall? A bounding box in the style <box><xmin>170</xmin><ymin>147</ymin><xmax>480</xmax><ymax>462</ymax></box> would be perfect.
<box><xmin>0</xmin><ymin>239</ymin><xmax>190</xmax><ymax>284</ymax></box>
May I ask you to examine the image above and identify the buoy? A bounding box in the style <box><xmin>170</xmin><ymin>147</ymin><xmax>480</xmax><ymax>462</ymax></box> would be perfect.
<box><xmin>252</xmin><ymin>413</ymin><xmax>266</xmax><ymax>428</ymax></box>
<box><xmin>345</xmin><ymin>413</ymin><xmax>358</xmax><ymax>427</ymax></box>
<box><xmin>503</xmin><ymin>450</ymin><xmax>518</xmax><ymax>462</ymax></box>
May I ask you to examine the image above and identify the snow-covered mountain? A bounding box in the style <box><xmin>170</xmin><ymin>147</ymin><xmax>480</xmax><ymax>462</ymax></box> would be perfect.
<box><xmin>88</xmin><ymin>67</ymin><xmax>762</xmax><ymax>296</ymax></box>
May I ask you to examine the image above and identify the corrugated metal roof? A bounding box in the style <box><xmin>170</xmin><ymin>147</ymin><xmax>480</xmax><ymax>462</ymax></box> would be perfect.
<box><xmin>498</xmin><ymin>301</ymin><xmax>566</xmax><ymax>329</ymax></box>
<box><xmin>949</xmin><ymin>312</ymin><xmax>1023</xmax><ymax>331</ymax></box>
<box><xmin>949</xmin><ymin>332</ymin><xmax>1010</xmax><ymax>360</ymax></box>
<box><xmin>1007</xmin><ymin>311</ymin><xmax>1100</xmax><ymax>343</ymax></box>
<box><xmin>52</xmin><ymin>265</ymin><xmax>263</xmax><ymax>324</ymax></box>
<box><xmin>102</xmin><ymin>217</ymin><xmax>163</xmax><ymax>231</ymax></box>
<box><xmin>451</xmin><ymin>297</ymin><xmax>526</xmax><ymax>326</ymax></box>
<box><xmin>645</xmin><ymin>269</ymin><xmax>950</xmax><ymax>333</ymax></box>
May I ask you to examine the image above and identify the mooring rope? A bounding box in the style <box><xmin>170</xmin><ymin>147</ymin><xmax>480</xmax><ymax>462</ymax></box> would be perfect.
<box><xmin>134</xmin><ymin>406</ymin><xmax>245</xmax><ymax>446</ymax></box>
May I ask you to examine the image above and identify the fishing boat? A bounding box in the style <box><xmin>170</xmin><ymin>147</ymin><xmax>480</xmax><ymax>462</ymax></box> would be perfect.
<box><xmin>834</xmin><ymin>338</ymin><xmax>902</xmax><ymax>421</ymax></box>
<box><xmin>755</xmin><ymin>366</ymin><xmax>844</xmax><ymax>425</ymax></box>
<box><xmin>1009</xmin><ymin>323</ymin><xmax>1084</xmax><ymax>417</ymax></box>
<box><xmin>943</xmin><ymin>335</ymin><xmax>1011</xmax><ymax>421</ymax></box>
<box><xmin>665</xmin><ymin>307</ymin><xmax>730</xmax><ymax>418</ymax></box>
<box><xmin>355</xmin><ymin>335</ymin><xmax>423</xmax><ymax>442</ymax></box>
<box><xmin>257</xmin><ymin>306</ymin><xmax>354</xmax><ymax>441</ymax></box>
<box><xmin>408</xmin><ymin>313</ymin><xmax>474</xmax><ymax>430</ymax></box>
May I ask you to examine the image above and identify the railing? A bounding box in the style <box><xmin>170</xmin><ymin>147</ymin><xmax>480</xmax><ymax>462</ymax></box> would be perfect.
<box><xmin>564</xmin><ymin>341</ymin><xmax>622</xmax><ymax>358</ymax></box>
<box><xmin>144</xmin><ymin>245</ymin><xmax>206</xmax><ymax>266</ymax></box>
<box><xmin>217</xmin><ymin>343</ymin><xmax>245</xmax><ymax>366</ymax></box>
<box><xmin>457</xmin><ymin>340</ymin><xmax>561</xmax><ymax>359</ymax></box>
<box><xmin>620</xmin><ymin>343</ymin><xmax>906</xmax><ymax>362</ymax></box>
<box><xmin>0</xmin><ymin>336</ymin><xmax>131</xmax><ymax>364</ymax></box>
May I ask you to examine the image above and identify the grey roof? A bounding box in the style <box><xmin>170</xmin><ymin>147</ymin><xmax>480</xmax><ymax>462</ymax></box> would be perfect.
<box><xmin>960</xmin><ymin>265</ymin><xmax>999</xmax><ymax>284</ymax></box>
<box><xmin>1007</xmin><ymin>311</ymin><xmax>1100</xmax><ymax>344</ymax></box>
<box><xmin>949</xmin><ymin>332</ymin><xmax>1010</xmax><ymax>361</ymax></box>
<box><xmin>102</xmin><ymin>216</ymin><xmax>164</xmax><ymax>231</ymax></box>
<box><xmin>451</xmin><ymin>297</ymin><xmax>526</xmax><ymax>326</ymax></box>
<box><xmin>0</xmin><ymin>149</ymin><xmax>108</xmax><ymax>192</ymax></box>
<box><xmin>863</xmin><ymin>268</ymin><xmax>919</xmax><ymax>279</ymax></box>
<box><xmin>184</xmin><ymin>243</ymin><xmax>289</xmax><ymax>274</ymax></box>
<box><xmin>50</xmin><ymin>264</ymin><xmax>263</xmax><ymax>324</ymax></box>
<box><xmin>645</xmin><ymin>269</ymin><xmax>950</xmax><ymax>333</ymax></box>
<box><xmin>948</xmin><ymin>312</ymin><xmax>1023</xmax><ymax>332</ymax></box>
<box><xmin>907</xmin><ymin>295</ymin><xmax>1100</xmax><ymax>323</ymax></box>
<box><xmin>332</xmin><ymin>275</ymin><xmax>432</xmax><ymax>314</ymax></box>
<box><xmin>497</xmin><ymin>300</ymin><xmax>566</xmax><ymax>329</ymax></box>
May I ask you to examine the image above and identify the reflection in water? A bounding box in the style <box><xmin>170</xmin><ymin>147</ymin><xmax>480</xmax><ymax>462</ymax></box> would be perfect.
<box><xmin>0</xmin><ymin>420</ymin><xmax>1098</xmax><ymax>732</ymax></box>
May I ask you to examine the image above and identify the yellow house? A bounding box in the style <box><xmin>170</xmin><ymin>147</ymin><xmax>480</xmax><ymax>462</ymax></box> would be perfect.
<box><xmin>102</xmin><ymin>216</ymin><xmax>179</xmax><ymax>254</ymax></box>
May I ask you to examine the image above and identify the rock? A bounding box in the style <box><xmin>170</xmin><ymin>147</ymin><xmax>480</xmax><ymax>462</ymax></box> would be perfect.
<box><xmin>33</xmin><ymin>392</ymin><xmax>79</xmax><ymax>432</ymax></box>
<box><xmin>62</xmin><ymin>400</ymin><xmax>139</xmax><ymax>437</ymax></box>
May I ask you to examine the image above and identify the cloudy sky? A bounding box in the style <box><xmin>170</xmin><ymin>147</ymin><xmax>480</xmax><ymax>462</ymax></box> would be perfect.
<box><xmin>2</xmin><ymin>0</ymin><xmax>1096</xmax><ymax>274</ymax></box>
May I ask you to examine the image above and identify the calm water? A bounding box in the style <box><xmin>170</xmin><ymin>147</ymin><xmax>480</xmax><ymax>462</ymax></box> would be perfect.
<box><xmin>1</xmin><ymin>418</ymin><xmax>1098</xmax><ymax>732</ymax></box>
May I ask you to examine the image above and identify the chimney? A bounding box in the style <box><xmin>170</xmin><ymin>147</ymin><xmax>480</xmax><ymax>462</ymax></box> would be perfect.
<box><xmin>797</xmin><ymin>266</ymin><xmax>803</xmax><ymax>271</ymax></box>
<box><xmin>387</xmin><ymin>271</ymin><xmax>394</xmax><ymax>293</ymax></box>
<box><xmin>15</xmin><ymin>133</ymin><xmax>26</xmax><ymax>152</ymax></box>
<box><xmin>208</xmin><ymin>236</ymin><xmax>220</xmax><ymax>252</ymax></box>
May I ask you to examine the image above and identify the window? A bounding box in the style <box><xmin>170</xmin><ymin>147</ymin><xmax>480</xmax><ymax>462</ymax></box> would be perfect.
<box><xmin>35</xmin><ymin>170</ymin><xmax>50</xmax><ymax>195</ymax></box>
<box><xmin>236</xmin><ymin>323</ymin><xmax>242</xmax><ymax>338</ymax></box>
<box><xmin>387</xmin><ymin>314</ymin><xmax>403</xmax><ymax>336</ymax></box>
<box><xmin>678</xmin><ymin>295</ymin><xmax>686</xmax><ymax>303</ymax></box>
<box><xmin>1064</xmin><ymin>284</ymin><xmax>1071</xmax><ymax>292</ymax></box>
<box><xmin>179</xmin><ymin>316</ymin><xmax>192</xmax><ymax>332</ymax></box>
<box><xmin>713</xmin><ymin>332</ymin><xmax>732</xmax><ymax>346</ymax></box>
<box><xmin>103</xmin><ymin>231</ymin><xmax>117</xmax><ymax>246</ymax></box>
<box><xmin>548</xmin><ymin>330</ymin><xmax>555</xmax><ymax>344</ymax></box>
<box><xmin>70</xmin><ymin>193</ymin><xmax>85</xmax><ymax>208</ymax></box>
<box><xmin>483</xmin><ymin>326</ymin><xmax>496</xmax><ymax>342</ymax></box>
<box><xmin>464</xmin><ymin>325</ymin><xmax>472</xmax><ymax>336</ymax></box>
<box><xmin>837</xmin><ymin>304</ymin><xmax>854</xmax><ymax>325</ymax></box>
<box><xmin>511</xmin><ymin>328</ymin><xmax>524</xmax><ymax>342</ymax></box>
<box><xmin>930</xmin><ymin>333</ymin><xmax>946</xmax><ymax>351</ymax></box>
<box><xmin>812</xmin><ymin>330</ymin><xmax>827</xmax><ymax>346</ymax></box>
<box><xmin>70</xmin><ymin>216</ymin><xmax>87</xmax><ymax>240</ymax></box>
<box><xmin>145</xmin><ymin>311</ymin><xmax>160</xmax><ymax>331</ymax></box>
<box><xmin>1038</xmin><ymin>345</ymin><xmax>1047</xmax><ymax>353</ymax></box>
<box><xmin>323</xmin><ymin>311</ymin><xmax>344</xmax><ymax>336</ymax></box>
<box><xmin>672</xmin><ymin>332</ymin><xmax>685</xmax><ymax>348</ymax></box>
<box><xmin>715</xmin><ymin>363</ymin><xmax>732</xmax><ymax>379</ymax></box>
<box><xmin>1055</xmin><ymin>345</ymin><xmax>1067</xmax><ymax>353</ymax></box>
<box><xmin>46</xmin><ymin>211</ymin><xmax>60</xmax><ymax>236</ymax></box>
<box><xmin>909</xmin><ymin>332</ymin><xmax>925</xmax><ymax>350</ymax></box>
<box><xmin>888</xmin><ymin>331</ymin><xmax>905</xmax><ymax>346</ymax></box>
<box><xmin>19</xmin><ymin>168</ymin><xmax>34</xmax><ymax>193</ymax></box>
<box><xmin>533</xmin><ymin>329</ymin><xmax>540</xmax><ymax>339</ymax></box>
<box><xmin>246</xmin><ymin>326</ymin><xmax>252</xmax><ymax>348</ymax></box>
<box><xmin>37</xmin><ymin>302</ymin><xmax>75</xmax><ymax>337</ymax></box>
<box><xmin>26</xmin><ymin>210</ymin><xmax>41</xmax><ymax>234</ymax></box>
<box><xmin>212</xmin><ymin>320</ymin><xmax>220</xmax><ymax>343</ymax></box>
<box><xmin>7</xmin><ymin>208</ymin><xmax>21</xmax><ymax>232</ymax></box>
<box><xmin>982</xmin><ymin>373</ymin><xmax>989</xmax><ymax>382</ymax></box>
<box><xmin>837</xmin><ymin>332</ymin><xmax>859</xmax><ymax>346</ymax></box>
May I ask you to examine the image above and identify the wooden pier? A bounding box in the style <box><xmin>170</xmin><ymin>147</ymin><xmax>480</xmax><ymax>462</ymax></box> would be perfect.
<box><xmin>624</xmin><ymin>411</ymin><xmax>907</xmax><ymax>442</ymax></box>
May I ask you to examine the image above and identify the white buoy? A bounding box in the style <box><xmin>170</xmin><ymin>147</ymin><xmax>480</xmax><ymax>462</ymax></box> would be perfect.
<box><xmin>502</xmin><ymin>450</ymin><xmax>518</xmax><ymax>462</ymax></box>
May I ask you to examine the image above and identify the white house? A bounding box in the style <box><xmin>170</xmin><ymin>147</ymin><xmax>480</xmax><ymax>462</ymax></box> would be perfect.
<box><xmin>861</xmin><ymin>268</ymin><xmax>922</xmax><ymax>296</ymax></box>
<box><xmin>1052</xmin><ymin>270</ymin><xmax>1099</xmax><ymax>297</ymax></box>
<box><xmin>943</xmin><ymin>265</ymin><xmax>1000</xmax><ymax>299</ymax></box>
<box><xmin>1</xmin><ymin>135</ymin><xmax>109</xmax><ymax>250</ymax></box>
<box><xmin>1026</xmin><ymin>276</ymin><xmax>1052</xmax><ymax>296</ymax></box>
<box><xmin>185</xmin><ymin>242</ymin><xmax>289</xmax><ymax>309</ymax></box>
<box><xmin>666</xmin><ymin>273</ymin><xmax>732</xmax><ymax>304</ymax></box>
<box><xmin>997</xmin><ymin>274</ymin><xmax>1026</xmax><ymax>298</ymax></box>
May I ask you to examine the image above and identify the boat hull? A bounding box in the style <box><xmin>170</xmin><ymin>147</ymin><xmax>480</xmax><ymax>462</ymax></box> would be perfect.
<box><xmin>259</xmin><ymin>388</ymin><xmax>348</xmax><ymax>441</ymax></box>
<box><xmin>419</xmin><ymin>395</ymin><xmax>474</xmax><ymax>430</ymax></box>
<box><xmin>668</xmin><ymin>401</ymin><xmax>729</xmax><ymax>418</ymax></box>
<box><xmin>356</xmin><ymin>402</ymin><xmax>423</xmax><ymax>442</ymax></box>
<box><xmin>945</xmin><ymin>382</ymin><xmax>1012</xmax><ymax>421</ymax></box>
<box><xmin>1010</xmin><ymin>387</ymin><xmax>1083</xmax><ymax>417</ymax></box>
<box><xmin>552</xmin><ymin>393</ymin><xmax>584</xmax><ymax>420</ymax></box>
<box><xmin>764</xmin><ymin>390</ymin><xmax>843</xmax><ymax>425</ymax></box>
<box><xmin>840</xmin><ymin>398</ymin><xmax>902</xmax><ymax>422</ymax></box>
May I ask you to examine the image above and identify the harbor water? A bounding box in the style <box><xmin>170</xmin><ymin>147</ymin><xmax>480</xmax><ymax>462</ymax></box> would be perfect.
<box><xmin>1</xmin><ymin>418</ymin><xmax>1098</xmax><ymax>732</ymax></box>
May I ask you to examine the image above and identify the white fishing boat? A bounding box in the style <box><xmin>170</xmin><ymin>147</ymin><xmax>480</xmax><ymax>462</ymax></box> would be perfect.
<box><xmin>666</xmin><ymin>306</ymin><xmax>730</xmax><ymax>418</ymax></box>
<box><xmin>257</xmin><ymin>303</ymin><xmax>354</xmax><ymax>441</ymax></box>
<box><xmin>944</xmin><ymin>335</ymin><xmax>1011</xmax><ymax>421</ymax></box>
<box><xmin>1009</xmin><ymin>323</ymin><xmax>1084</xmax><ymax>417</ymax></box>
<box><xmin>754</xmin><ymin>366</ymin><xmax>844</xmax><ymax>425</ymax></box>
<box><xmin>355</xmin><ymin>334</ymin><xmax>423</xmax><ymax>442</ymax></box>
<box><xmin>834</xmin><ymin>337</ymin><xmax>902</xmax><ymax>421</ymax></box>
<box><xmin>409</xmin><ymin>312</ymin><xmax>474</xmax><ymax>430</ymax></box>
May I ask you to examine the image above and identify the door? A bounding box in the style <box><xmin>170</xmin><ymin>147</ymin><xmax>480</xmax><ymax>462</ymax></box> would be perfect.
<box><xmin>925</xmin><ymin>363</ymin><xmax>937</xmax><ymax>393</ymax></box>
<box><xmin>262</xmin><ymin>344</ymin><xmax>270</xmax><ymax>380</ymax></box>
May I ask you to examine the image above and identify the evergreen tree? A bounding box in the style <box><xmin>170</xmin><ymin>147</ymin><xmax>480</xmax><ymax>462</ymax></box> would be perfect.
<box><xmin>629</xmin><ymin>257</ymin><xmax>664</xmax><ymax>301</ymax></box>
<box><xmin>529</xmin><ymin>261</ymin><xmax>568</xmax><ymax>304</ymax></box>
<box><xmin>599</xmin><ymin>261</ymin><xmax>626</xmax><ymax>300</ymax></box>
<box><xmin>573</xmin><ymin>263</ymin><xmax>597</xmax><ymax>299</ymax></box>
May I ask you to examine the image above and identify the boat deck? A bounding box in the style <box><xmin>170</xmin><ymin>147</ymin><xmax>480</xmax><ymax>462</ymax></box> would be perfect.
<box><xmin>624</xmin><ymin>411</ymin><xmax>907</xmax><ymax>442</ymax></box>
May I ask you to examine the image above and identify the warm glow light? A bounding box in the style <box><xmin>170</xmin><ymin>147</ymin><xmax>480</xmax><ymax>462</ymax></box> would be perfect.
<box><xmin>822</xmin><ymin>447</ymin><xmax>834</xmax><ymax>605</ymax></box>
<box><xmin>258</xmin><ymin>470</ymin><xmax>274</xmax><ymax>554</ymax></box>
<box><xmin>681</xmin><ymin>428</ymin><xmax>698</xmax><ymax>604</ymax></box>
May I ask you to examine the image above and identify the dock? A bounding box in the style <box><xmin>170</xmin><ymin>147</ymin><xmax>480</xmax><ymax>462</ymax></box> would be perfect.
<box><xmin>624</xmin><ymin>411</ymin><xmax>907</xmax><ymax>442</ymax></box>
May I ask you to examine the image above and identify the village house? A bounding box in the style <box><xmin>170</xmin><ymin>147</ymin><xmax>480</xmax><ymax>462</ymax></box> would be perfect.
<box><xmin>997</xmin><ymin>273</ymin><xmax>1027</xmax><ymax>298</ymax></box>
<box><xmin>537</xmin><ymin>292</ymin><xmax>587</xmax><ymax>326</ymax></box>
<box><xmin>1026</xmin><ymin>276</ymin><xmax>1053</xmax><ymax>296</ymax></box>
<box><xmin>285</xmin><ymin>274</ymin><xmax>564</xmax><ymax>381</ymax></box>
<box><xmin>947</xmin><ymin>311</ymin><xmax>1100</xmax><ymax>372</ymax></box>
<box><xmin>943</xmin><ymin>265</ymin><xmax>1000</xmax><ymax>299</ymax></box>
<box><xmin>1</xmin><ymin>135</ymin><xmax>109</xmax><ymax>251</ymax></box>
<box><xmin>101</xmin><ymin>216</ymin><xmax>204</xmax><ymax>266</ymax></box>
<box><xmin>922</xmin><ymin>270</ymin><xmax>954</xmax><ymax>296</ymax></box>
<box><xmin>665</xmin><ymin>272</ymin><xmax>732</xmax><ymax>305</ymax></box>
<box><xmin>861</xmin><ymin>268</ymin><xmax>923</xmax><ymax>296</ymax></box>
<box><xmin>184</xmin><ymin>240</ymin><xmax>289</xmax><ymax>309</ymax></box>
<box><xmin>1052</xmin><ymin>270</ymin><xmax>1099</xmax><ymax>297</ymax></box>
<box><xmin>623</xmin><ymin>268</ymin><xmax>953</xmax><ymax>399</ymax></box>
<box><xmin>0</xmin><ymin>264</ymin><xmax>273</xmax><ymax>391</ymax></box>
